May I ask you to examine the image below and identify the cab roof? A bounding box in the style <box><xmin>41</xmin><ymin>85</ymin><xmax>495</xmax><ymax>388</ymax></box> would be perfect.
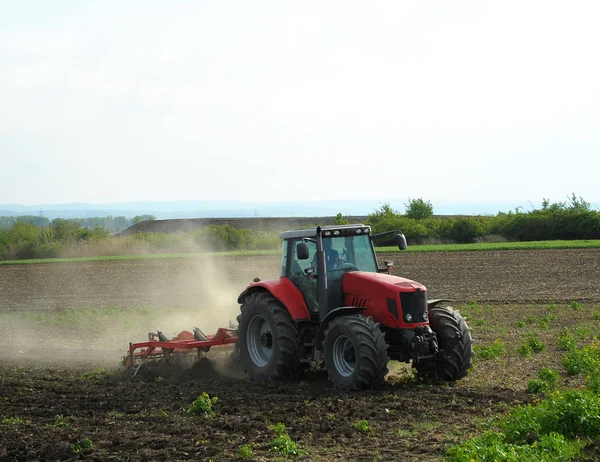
<box><xmin>279</xmin><ymin>224</ymin><xmax>371</xmax><ymax>240</ymax></box>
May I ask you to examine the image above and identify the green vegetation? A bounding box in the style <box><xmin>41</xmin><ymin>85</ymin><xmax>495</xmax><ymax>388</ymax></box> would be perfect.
<box><xmin>79</xmin><ymin>367</ymin><xmax>107</xmax><ymax>380</ymax></box>
<box><xmin>446</xmin><ymin>319</ymin><xmax>600</xmax><ymax>461</ymax></box>
<box><xmin>1</xmin><ymin>417</ymin><xmax>24</xmax><ymax>425</ymax></box>
<box><xmin>474</xmin><ymin>339</ymin><xmax>505</xmax><ymax>360</ymax></box>
<box><xmin>404</xmin><ymin>197</ymin><xmax>434</xmax><ymax>220</ymax></box>
<box><xmin>334</xmin><ymin>212</ymin><xmax>349</xmax><ymax>225</ymax></box>
<box><xmin>52</xmin><ymin>414</ymin><xmax>69</xmax><ymax>428</ymax></box>
<box><xmin>0</xmin><ymin>215</ymin><xmax>155</xmax><ymax>232</ymax></box>
<box><xmin>378</xmin><ymin>239</ymin><xmax>600</xmax><ymax>253</ymax></box>
<box><xmin>0</xmin><ymin>219</ymin><xmax>278</xmax><ymax>261</ymax></box>
<box><xmin>187</xmin><ymin>392</ymin><xmax>218</xmax><ymax>416</ymax></box>
<box><xmin>2</xmin><ymin>194</ymin><xmax>599</xmax><ymax>262</ymax></box>
<box><xmin>446</xmin><ymin>431</ymin><xmax>584</xmax><ymax>461</ymax></box>
<box><xmin>238</xmin><ymin>443</ymin><xmax>257</xmax><ymax>458</ymax></box>
<box><xmin>369</xmin><ymin>195</ymin><xmax>600</xmax><ymax>245</ymax></box>
<box><xmin>527</xmin><ymin>368</ymin><xmax>559</xmax><ymax>395</ymax></box>
<box><xmin>70</xmin><ymin>438</ymin><xmax>93</xmax><ymax>454</ymax></box>
<box><xmin>561</xmin><ymin>342</ymin><xmax>600</xmax><ymax>375</ymax></box>
<box><xmin>525</xmin><ymin>336</ymin><xmax>546</xmax><ymax>353</ymax></box>
<box><xmin>517</xmin><ymin>344</ymin><xmax>533</xmax><ymax>358</ymax></box>
<box><xmin>5</xmin><ymin>238</ymin><xmax>600</xmax><ymax>266</ymax></box>
<box><xmin>353</xmin><ymin>419</ymin><xmax>373</xmax><ymax>433</ymax></box>
<box><xmin>557</xmin><ymin>330</ymin><xmax>576</xmax><ymax>351</ymax></box>
<box><xmin>268</xmin><ymin>422</ymin><xmax>306</xmax><ymax>456</ymax></box>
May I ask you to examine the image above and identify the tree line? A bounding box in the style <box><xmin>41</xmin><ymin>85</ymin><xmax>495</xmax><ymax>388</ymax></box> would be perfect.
<box><xmin>0</xmin><ymin>215</ymin><xmax>156</xmax><ymax>232</ymax></box>
<box><xmin>368</xmin><ymin>195</ymin><xmax>600</xmax><ymax>244</ymax></box>
<box><xmin>1</xmin><ymin>196</ymin><xmax>598</xmax><ymax>260</ymax></box>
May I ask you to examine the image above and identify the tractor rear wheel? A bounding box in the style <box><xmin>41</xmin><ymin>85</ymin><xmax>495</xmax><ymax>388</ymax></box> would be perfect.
<box><xmin>237</xmin><ymin>292</ymin><xmax>302</xmax><ymax>381</ymax></box>
<box><xmin>323</xmin><ymin>315</ymin><xmax>389</xmax><ymax>391</ymax></box>
<box><xmin>416</xmin><ymin>306</ymin><xmax>473</xmax><ymax>382</ymax></box>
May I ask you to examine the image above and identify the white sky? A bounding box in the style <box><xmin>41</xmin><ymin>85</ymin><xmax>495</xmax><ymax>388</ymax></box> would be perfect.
<box><xmin>1</xmin><ymin>1</ymin><xmax>599</xmax><ymax>206</ymax></box>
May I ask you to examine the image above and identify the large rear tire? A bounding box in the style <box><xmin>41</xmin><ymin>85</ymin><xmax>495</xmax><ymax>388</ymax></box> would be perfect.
<box><xmin>323</xmin><ymin>315</ymin><xmax>389</xmax><ymax>391</ymax></box>
<box><xmin>237</xmin><ymin>292</ymin><xmax>302</xmax><ymax>381</ymax></box>
<box><xmin>416</xmin><ymin>306</ymin><xmax>473</xmax><ymax>382</ymax></box>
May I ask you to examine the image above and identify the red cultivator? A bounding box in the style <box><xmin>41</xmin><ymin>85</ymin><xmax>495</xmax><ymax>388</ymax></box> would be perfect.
<box><xmin>124</xmin><ymin>327</ymin><xmax>238</xmax><ymax>373</ymax></box>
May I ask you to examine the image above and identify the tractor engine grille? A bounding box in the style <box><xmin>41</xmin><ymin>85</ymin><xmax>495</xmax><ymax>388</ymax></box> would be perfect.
<box><xmin>399</xmin><ymin>290</ymin><xmax>427</xmax><ymax>323</ymax></box>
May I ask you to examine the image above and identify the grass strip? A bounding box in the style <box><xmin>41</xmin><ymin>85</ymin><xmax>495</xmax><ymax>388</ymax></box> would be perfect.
<box><xmin>1</xmin><ymin>240</ymin><xmax>599</xmax><ymax>265</ymax></box>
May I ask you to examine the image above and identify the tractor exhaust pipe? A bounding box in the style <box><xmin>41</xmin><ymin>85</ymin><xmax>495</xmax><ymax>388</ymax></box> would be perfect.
<box><xmin>315</xmin><ymin>226</ymin><xmax>329</xmax><ymax>322</ymax></box>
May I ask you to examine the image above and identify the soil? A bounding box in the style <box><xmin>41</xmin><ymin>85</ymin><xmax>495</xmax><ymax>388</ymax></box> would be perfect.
<box><xmin>1</xmin><ymin>249</ymin><xmax>600</xmax><ymax>461</ymax></box>
<box><xmin>1</xmin><ymin>249</ymin><xmax>599</xmax><ymax>313</ymax></box>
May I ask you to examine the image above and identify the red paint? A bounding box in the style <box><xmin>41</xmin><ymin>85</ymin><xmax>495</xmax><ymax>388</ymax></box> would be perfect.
<box><xmin>343</xmin><ymin>272</ymin><xmax>428</xmax><ymax>329</ymax></box>
<box><xmin>241</xmin><ymin>278</ymin><xmax>311</xmax><ymax>321</ymax></box>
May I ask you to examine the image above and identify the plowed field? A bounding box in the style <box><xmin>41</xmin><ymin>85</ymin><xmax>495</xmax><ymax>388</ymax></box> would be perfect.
<box><xmin>1</xmin><ymin>249</ymin><xmax>600</xmax><ymax>461</ymax></box>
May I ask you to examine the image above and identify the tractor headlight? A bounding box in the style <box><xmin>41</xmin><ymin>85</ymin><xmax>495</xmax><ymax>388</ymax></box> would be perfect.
<box><xmin>405</xmin><ymin>313</ymin><xmax>413</xmax><ymax>322</ymax></box>
<box><xmin>423</xmin><ymin>311</ymin><xmax>428</xmax><ymax>321</ymax></box>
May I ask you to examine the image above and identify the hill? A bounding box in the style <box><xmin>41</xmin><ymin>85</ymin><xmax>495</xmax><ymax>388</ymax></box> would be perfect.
<box><xmin>118</xmin><ymin>216</ymin><xmax>369</xmax><ymax>236</ymax></box>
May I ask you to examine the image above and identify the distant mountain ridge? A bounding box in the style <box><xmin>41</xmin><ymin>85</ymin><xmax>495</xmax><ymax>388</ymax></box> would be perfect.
<box><xmin>2</xmin><ymin>199</ymin><xmax>585</xmax><ymax>220</ymax></box>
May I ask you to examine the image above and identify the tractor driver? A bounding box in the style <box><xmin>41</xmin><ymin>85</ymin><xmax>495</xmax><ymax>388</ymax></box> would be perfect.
<box><xmin>312</xmin><ymin>238</ymin><xmax>341</xmax><ymax>272</ymax></box>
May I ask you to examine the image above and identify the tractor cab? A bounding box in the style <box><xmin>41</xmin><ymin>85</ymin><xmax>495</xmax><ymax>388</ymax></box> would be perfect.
<box><xmin>280</xmin><ymin>224</ymin><xmax>406</xmax><ymax>317</ymax></box>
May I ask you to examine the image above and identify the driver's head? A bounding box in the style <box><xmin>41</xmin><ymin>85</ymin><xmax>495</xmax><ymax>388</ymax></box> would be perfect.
<box><xmin>323</xmin><ymin>238</ymin><xmax>332</xmax><ymax>250</ymax></box>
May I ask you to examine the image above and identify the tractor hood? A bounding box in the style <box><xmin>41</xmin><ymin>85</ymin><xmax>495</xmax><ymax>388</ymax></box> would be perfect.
<box><xmin>342</xmin><ymin>271</ymin><xmax>428</xmax><ymax>328</ymax></box>
<box><xmin>343</xmin><ymin>271</ymin><xmax>427</xmax><ymax>294</ymax></box>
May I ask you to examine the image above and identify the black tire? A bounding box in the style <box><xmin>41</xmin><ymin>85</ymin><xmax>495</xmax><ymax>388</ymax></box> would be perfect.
<box><xmin>416</xmin><ymin>306</ymin><xmax>474</xmax><ymax>382</ymax></box>
<box><xmin>323</xmin><ymin>315</ymin><xmax>389</xmax><ymax>391</ymax></box>
<box><xmin>237</xmin><ymin>292</ymin><xmax>302</xmax><ymax>381</ymax></box>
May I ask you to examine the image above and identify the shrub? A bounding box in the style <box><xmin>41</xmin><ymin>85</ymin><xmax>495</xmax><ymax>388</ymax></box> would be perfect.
<box><xmin>447</xmin><ymin>218</ymin><xmax>486</xmax><ymax>244</ymax></box>
<box><xmin>586</xmin><ymin>370</ymin><xmax>600</xmax><ymax>394</ymax></box>
<box><xmin>526</xmin><ymin>337</ymin><xmax>545</xmax><ymax>353</ymax></box>
<box><xmin>70</xmin><ymin>438</ymin><xmax>93</xmax><ymax>454</ymax></box>
<box><xmin>34</xmin><ymin>242</ymin><xmax>63</xmax><ymax>259</ymax></box>
<box><xmin>53</xmin><ymin>414</ymin><xmax>69</xmax><ymax>428</ymax></box>
<box><xmin>353</xmin><ymin>419</ymin><xmax>372</xmax><ymax>433</ymax></box>
<box><xmin>527</xmin><ymin>368</ymin><xmax>559</xmax><ymax>394</ymax></box>
<box><xmin>474</xmin><ymin>339</ymin><xmax>505</xmax><ymax>360</ymax></box>
<box><xmin>446</xmin><ymin>430</ymin><xmax>584</xmax><ymax>462</ymax></box>
<box><xmin>571</xmin><ymin>301</ymin><xmax>582</xmax><ymax>311</ymax></box>
<box><xmin>187</xmin><ymin>392</ymin><xmax>218</xmax><ymax>416</ymax></box>
<box><xmin>268</xmin><ymin>422</ymin><xmax>306</xmax><ymax>456</ymax></box>
<box><xmin>557</xmin><ymin>330</ymin><xmax>576</xmax><ymax>351</ymax></box>
<box><xmin>404</xmin><ymin>198</ymin><xmax>433</xmax><ymax>220</ymax></box>
<box><xmin>503</xmin><ymin>390</ymin><xmax>600</xmax><ymax>442</ymax></box>
<box><xmin>334</xmin><ymin>213</ymin><xmax>349</xmax><ymax>225</ymax></box>
<box><xmin>561</xmin><ymin>343</ymin><xmax>600</xmax><ymax>376</ymax></box>
<box><xmin>238</xmin><ymin>443</ymin><xmax>257</xmax><ymax>458</ymax></box>
<box><xmin>517</xmin><ymin>344</ymin><xmax>533</xmax><ymax>358</ymax></box>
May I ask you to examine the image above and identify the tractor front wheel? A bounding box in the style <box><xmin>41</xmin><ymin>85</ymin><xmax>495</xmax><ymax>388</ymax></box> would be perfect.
<box><xmin>323</xmin><ymin>315</ymin><xmax>388</xmax><ymax>391</ymax></box>
<box><xmin>237</xmin><ymin>292</ymin><xmax>302</xmax><ymax>381</ymax></box>
<box><xmin>416</xmin><ymin>306</ymin><xmax>474</xmax><ymax>382</ymax></box>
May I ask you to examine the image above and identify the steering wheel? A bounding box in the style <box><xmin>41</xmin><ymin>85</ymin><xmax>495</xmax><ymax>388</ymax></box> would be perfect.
<box><xmin>335</xmin><ymin>262</ymin><xmax>357</xmax><ymax>271</ymax></box>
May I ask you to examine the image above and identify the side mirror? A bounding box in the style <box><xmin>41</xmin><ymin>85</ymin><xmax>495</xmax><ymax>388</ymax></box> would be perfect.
<box><xmin>296</xmin><ymin>242</ymin><xmax>310</xmax><ymax>260</ymax></box>
<box><xmin>395</xmin><ymin>233</ymin><xmax>407</xmax><ymax>250</ymax></box>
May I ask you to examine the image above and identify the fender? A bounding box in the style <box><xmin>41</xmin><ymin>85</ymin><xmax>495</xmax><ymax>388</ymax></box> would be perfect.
<box><xmin>427</xmin><ymin>299</ymin><xmax>453</xmax><ymax>309</ymax></box>
<box><xmin>314</xmin><ymin>306</ymin><xmax>366</xmax><ymax>352</ymax></box>
<box><xmin>237</xmin><ymin>278</ymin><xmax>311</xmax><ymax>321</ymax></box>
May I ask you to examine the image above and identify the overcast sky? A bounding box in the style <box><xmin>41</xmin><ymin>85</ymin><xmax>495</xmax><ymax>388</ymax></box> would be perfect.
<box><xmin>1</xmin><ymin>1</ymin><xmax>599</xmax><ymax>207</ymax></box>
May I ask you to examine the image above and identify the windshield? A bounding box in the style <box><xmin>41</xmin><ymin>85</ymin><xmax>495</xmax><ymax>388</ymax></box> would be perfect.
<box><xmin>288</xmin><ymin>234</ymin><xmax>377</xmax><ymax>277</ymax></box>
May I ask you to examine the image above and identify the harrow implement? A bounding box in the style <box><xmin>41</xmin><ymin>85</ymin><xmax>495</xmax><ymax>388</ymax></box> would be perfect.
<box><xmin>124</xmin><ymin>326</ymin><xmax>238</xmax><ymax>373</ymax></box>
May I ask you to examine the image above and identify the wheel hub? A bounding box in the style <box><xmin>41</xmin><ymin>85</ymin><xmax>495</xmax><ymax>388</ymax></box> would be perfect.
<box><xmin>332</xmin><ymin>336</ymin><xmax>356</xmax><ymax>377</ymax></box>
<box><xmin>260</xmin><ymin>332</ymin><xmax>273</xmax><ymax>348</ymax></box>
<box><xmin>247</xmin><ymin>315</ymin><xmax>273</xmax><ymax>367</ymax></box>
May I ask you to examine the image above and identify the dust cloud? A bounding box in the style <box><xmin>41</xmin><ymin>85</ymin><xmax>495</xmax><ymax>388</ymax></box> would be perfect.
<box><xmin>0</xmin><ymin>239</ymin><xmax>280</xmax><ymax>370</ymax></box>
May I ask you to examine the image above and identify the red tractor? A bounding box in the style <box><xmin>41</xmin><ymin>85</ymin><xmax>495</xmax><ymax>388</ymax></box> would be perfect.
<box><xmin>236</xmin><ymin>224</ymin><xmax>474</xmax><ymax>390</ymax></box>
